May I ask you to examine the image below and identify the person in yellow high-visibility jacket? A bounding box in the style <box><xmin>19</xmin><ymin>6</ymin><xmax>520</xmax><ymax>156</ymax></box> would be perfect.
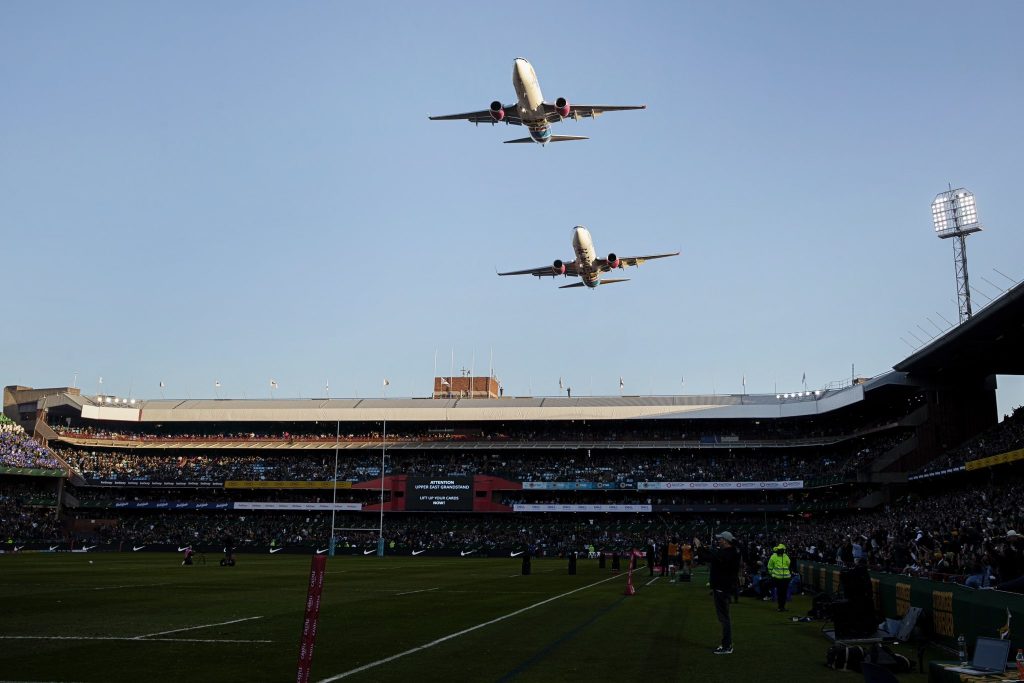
<box><xmin>767</xmin><ymin>543</ymin><xmax>792</xmax><ymax>612</ymax></box>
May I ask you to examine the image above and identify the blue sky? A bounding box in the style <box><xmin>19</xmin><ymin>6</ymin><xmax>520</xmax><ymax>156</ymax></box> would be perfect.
<box><xmin>3</xmin><ymin>2</ymin><xmax>1023</xmax><ymax>415</ymax></box>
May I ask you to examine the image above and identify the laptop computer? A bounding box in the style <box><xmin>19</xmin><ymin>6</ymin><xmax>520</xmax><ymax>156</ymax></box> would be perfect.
<box><xmin>946</xmin><ymin>636</ymin><xmax>1011</xmax><ymax>675</ymax></box>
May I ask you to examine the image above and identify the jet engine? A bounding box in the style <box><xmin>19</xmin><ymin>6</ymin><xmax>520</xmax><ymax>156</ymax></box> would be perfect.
<box><xmin>489</xmin><ymin>101</ymin><xmax>505</xmax><ymax>122</ymax></box>
<box><xmin>552</xmin><ymin>259</ymin><xmax>566</xmax><ymax>275</ymax></box>
<box><xmin>555</xmin><ymin>97</ymin><xmax>570</xmax><ymax>118</ymax></box>
<box><xmin>607</xmin><ymin>253</ymin><xmax>621</xmax><ymax>269</ymax></box>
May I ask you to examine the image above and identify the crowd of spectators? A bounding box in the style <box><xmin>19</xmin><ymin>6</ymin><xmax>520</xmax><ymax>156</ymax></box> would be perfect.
<box><xmin>73</xmin><ymin>510</ymin><xmax>667</xmax><ymax>553</ymax></box>
<box><xmin>60</xmin><ymin>431</ymin><xmax>906</xmax><ymax>485</ymax></box>
<box><xmin>69</xmin><ymin>487</ymin><xmax>379</xmax><ymax>507</ymax></box>
<box><xmin>783</xmin><ymin>471</ymin><xmax>1024</xmax><ymax>590</ymax></box>
<box><xmin>0</xmin><ymin>416</ymin><xmax>61</xmax><ymax>471</ymax></box>
<box><xmin>917</xmin><ymin>405</ymin><xmax>1024</xmax><ymax>475</ymax></box>
<box><xmin>41</xmin><ymin>461</ymin><xmax>1024</xmax><ymax>594</ymax></box>
<box><xmin>0</xmin><ymin>479</ymin><xmax>62</xmax><ymax>543</ymax></box>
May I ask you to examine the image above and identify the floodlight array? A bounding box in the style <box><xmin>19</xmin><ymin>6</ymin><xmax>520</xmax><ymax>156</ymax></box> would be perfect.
<box><xmin>95</xmin><ymin>395</ymin><xmax>137</xmax><ymax>405</ymax></box>
<box><xmin>932</xmin><ymin>188</ymin><xmax>982</xmax><ymax>238</ymax></box>
<box><xmin>775</xmin><ymin>391</ymin><xmax>822</xmax><ymax>400</ymax></box>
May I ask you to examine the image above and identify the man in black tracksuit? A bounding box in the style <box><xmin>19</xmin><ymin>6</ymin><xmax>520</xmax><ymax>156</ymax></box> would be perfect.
<box><xmin>694</xmin><ymin>531</ymin><xmax>741</xmax><ymax>654</ymax></box>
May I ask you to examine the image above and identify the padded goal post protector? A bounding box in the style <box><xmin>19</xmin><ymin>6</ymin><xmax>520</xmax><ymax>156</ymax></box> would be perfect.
<box><xmin>297</xmin><ymin>554</ymin><xmax>328</xmax><ymax>683</ymax></box>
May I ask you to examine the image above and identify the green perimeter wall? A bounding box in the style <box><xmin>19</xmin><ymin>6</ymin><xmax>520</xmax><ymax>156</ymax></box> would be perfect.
<box><xmin>796</xmin><ymin>561</ymin><xmax>1023</xmax><ymax>652</ymax></box>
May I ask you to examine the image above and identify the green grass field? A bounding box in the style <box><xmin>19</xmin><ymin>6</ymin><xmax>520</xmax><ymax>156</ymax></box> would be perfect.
<box><xmin>1</xmin><ymin>553</ymin><xmax>939</xmax><ymax>682</ymax></box>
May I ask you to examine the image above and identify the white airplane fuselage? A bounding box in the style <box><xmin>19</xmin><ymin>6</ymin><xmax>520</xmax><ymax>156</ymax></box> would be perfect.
<box><xmin>511</xmin><ymin>58</ymin><xmax>552</xmax><ymax>144</ymax></box>
<box><xmin>571</xmin><ymin>226</ymin><xmax>602</xmax><ymax>288</ymax></box>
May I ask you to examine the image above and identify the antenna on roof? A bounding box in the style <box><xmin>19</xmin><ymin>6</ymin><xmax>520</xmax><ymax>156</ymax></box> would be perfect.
<box><xmin>993</xmin><ymin>268</ymin><xmax>1019</xmax><ymax>286</ymax></box>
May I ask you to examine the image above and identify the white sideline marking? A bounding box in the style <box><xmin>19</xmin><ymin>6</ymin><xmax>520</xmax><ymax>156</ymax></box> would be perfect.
<box><xmin>93</xmin><ymin>582</ymin><xmax>170</xmax><ymax>591</ymax></box>
<box><xmin>134</xmin><ymin>615</ymin><xmax>263</xmax><ymax>639</ymax></box>
<box><xmin>644</xmin><ymin>576</ymin><xmax>661</xmax><ymax>587</ymax></box>
<box><xmin>316</xmin><ymin>571</ymin><xmax>625</xmax><ymax>682</ymax></box>
<box><xmin>395</xmin><ymin>587</ymin><xmax>438</xmax><ymax>596</ymax></box>
<box><xmin>0</xmin><ymin>636</ymin><xmax>272</xmax><ymax>643</ymax></box>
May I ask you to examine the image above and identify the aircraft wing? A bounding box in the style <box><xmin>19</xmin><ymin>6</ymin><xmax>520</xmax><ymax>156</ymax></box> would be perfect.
<box><xmin>498</xmin><ymin>261</ymin><xmax>580</xmax><ymax>278</ymax></box>
<box><xmin>596</xmin><ymin>251</ymin><xmax>679</xmax><ymax>272</ymax></box>
<box><xmin>429</xmin><ymin>105</ymin><xmax>523</xmax><ymax>126</ymax></box>
<box><xmin>542</xmin><ymin>103</ymin><xmax>646</xmax><ymax>122</ymax></box>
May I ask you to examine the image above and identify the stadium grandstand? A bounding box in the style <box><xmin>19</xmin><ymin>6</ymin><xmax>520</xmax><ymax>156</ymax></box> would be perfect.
<box><xmin>3</xmin><ymin>282</ymin><xmax>1023</xmax><ymax>569</ymax></box>
<box><xmin>3</xmin><ymin>284</ymin><xmax>1024</xmax><ymax>678</ymax></box>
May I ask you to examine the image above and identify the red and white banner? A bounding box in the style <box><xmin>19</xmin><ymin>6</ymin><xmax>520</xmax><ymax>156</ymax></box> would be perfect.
<box><xmin>296</xmin><ymin>554</ymin><xmax>327</xmax><ymax>683</ymax></box>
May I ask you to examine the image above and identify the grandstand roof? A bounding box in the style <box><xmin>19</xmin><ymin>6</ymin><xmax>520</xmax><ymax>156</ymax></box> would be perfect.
<box><xmin>39</xmin><ymin>385</ymin><xmax>866</xmax><ymax>422</ymax></box>
<box><xmin>894</xmin><ymin>280</ymin><xmax>1024</xmax><ymax>378</ymax></box>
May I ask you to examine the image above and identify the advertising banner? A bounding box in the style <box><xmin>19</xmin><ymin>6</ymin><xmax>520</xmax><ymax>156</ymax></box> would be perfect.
<box><xmin>405</xmin><ymin>477</ymin><xmax>473</xmax><ymax>511</ymax></box>
<box><xmin>80</xmin><ymin>501</ymin><xmax>362</xmax><ymax>511</ymax></box>
<box><xmin>224</xmin><ymin>480</ymin><xmax>352</xmax><ymax>490</ymax></box>
<box><xmin>84</xmin><ymin>478</ymin><xmax>224</xmax><ymax>488</ymax></box>
<box><xmin>521</xmin><ymin>481</ymin><xmax>635</xmax><ymax>490</ymax></box>
<box><xmin>638</xmin><ymin>481</ymin><xmax>803</xmax><ymax>491</ymax></box>
<box><xmin>0</xmin><ymin>465</ymin><xmax>65</xmax><ymax>477</ymax></box>
<box><xmin>234</xmin><ymin>502</ymin><xmax>363</xmax><ymax>511</ymax></box>
<box><xmin>653</xmin><ymin>503</ymin><xmax>793</xmax><ymax>513</ymax></box>
<box><xmin>107</xmin><ymin>501</ymin><xmax>232</xmax><ymax>510</ymax></box>
<box><xmin>512</xmin><ymin>504</ymin><xmax>652</xmax><ymax>513</ymax></box>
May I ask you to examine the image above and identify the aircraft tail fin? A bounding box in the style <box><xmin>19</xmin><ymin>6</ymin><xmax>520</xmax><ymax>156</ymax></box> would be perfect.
<box><xmin>558</xmin><ymin>278</ymin><xmax>630</xmax><ymax>290</ymax></box>
<box><xmin>504</xmin><ymin>135</ymin><xmax>590</xmax><ymax>144</ymax></box>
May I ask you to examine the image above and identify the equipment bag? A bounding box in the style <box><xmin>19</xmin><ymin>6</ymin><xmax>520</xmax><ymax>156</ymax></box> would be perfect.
<box><xmin>826</xmin><ymin>644</ymin><xmax>864</xmax><ymax>672</ymax></box>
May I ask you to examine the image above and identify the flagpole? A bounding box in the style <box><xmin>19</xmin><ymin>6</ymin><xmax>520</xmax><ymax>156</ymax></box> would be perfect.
<box><xmin>330</xmin><ymin>420</ymin><xmax>339</xmax><ymax>557</ymax></box>
<box><xmin>379</xmin><ymin>419</ymin><xmax>386</xmax><ymax>552</ymax></box>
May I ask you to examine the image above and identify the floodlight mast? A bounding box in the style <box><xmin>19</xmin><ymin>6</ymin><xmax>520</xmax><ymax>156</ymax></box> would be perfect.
<box><xmin>932</xmin><ymin>187</ymin><xmax>983</xmax><ymax>324</ymax></box>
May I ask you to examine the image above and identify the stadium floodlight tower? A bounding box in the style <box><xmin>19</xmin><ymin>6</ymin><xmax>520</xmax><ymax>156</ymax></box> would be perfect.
<box><xmin>931</xmin><ymin>187</ymin><xmax>983</xmax><ymax>324</ymax></box>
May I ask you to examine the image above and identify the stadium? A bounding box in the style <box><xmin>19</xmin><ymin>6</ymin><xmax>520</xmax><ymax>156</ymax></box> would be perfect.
<box><xmin>3</xmin><ymin>282</ymin><xmax>1023</xmax><ymax>681</ymax></box>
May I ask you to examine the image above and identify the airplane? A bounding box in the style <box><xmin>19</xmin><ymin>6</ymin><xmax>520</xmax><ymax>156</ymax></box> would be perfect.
<box><xmin>498</xmin><ymin>226</ymin><xmax>679</xmax><ymax>289</ymax></box>
<box><xmin>429</xmin><ymin>58</ymin><xmax>646</xmax><ymax>145</ymax></box>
